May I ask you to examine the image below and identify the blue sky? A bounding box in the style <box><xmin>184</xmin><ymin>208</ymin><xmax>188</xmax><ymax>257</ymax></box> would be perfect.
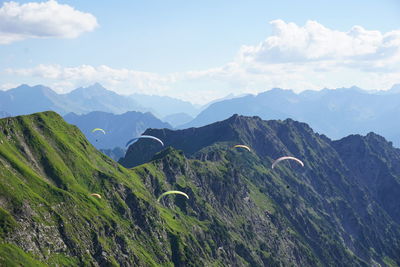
<box><xmin>1</xmin><ymin>0</ymin><xmax>400</xmax><ymax>103</ymax></box>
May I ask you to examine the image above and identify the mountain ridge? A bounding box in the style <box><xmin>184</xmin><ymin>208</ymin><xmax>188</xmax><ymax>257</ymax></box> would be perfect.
<box><xmin>1</xmin><ymin>110</ymin><xmax>400</xmax><ymax>265</ymax></box>
<box><xmin>180</xmin><ymin>86</ymin><xmax>400</xmax><ymax>147</ymax></box>
<box><xmin>120</xmin><ymin>113</ymin><xmax>400</xmax><ymax>266</ymax></box>
<box><xmin>0</xmin><ymin>84</ymin><xmax>201</xmax><ymax>120</ymax></box>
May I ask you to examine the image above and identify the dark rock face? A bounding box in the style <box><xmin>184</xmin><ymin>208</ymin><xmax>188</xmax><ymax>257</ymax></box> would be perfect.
<box><xmin>120</xmin><ymin>114</ymin><xmax>400</xmax><ymax>266</ymax></box>
<box><xmin>1</xmin><ymin>112</ymin><xmax>400</xmax><ymax>266</ymax></box>
<box><xmin>120</xmin><ymin>114</ymin><xmax>316</xmax><ymax>167</ymax></box>
<box><xmin>332</xmin><ymin>133</ymin><xmax>400</xmax><ymax>224</ymax></box>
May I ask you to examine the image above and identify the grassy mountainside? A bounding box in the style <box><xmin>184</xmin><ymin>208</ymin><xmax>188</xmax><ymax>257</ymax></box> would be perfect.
<box><xmin>1</xmin><ymin>112</ymin><xmax>399</xmax><ymax>266</ymax></box>
<box><xmin>0</xmin><ymin>112</ymin><xmax>169</xmax><ymax>265</ymax></box>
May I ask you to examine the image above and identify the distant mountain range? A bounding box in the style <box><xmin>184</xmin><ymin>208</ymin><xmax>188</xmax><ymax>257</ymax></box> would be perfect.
<box><xmin>0</xmin><ymin>83</ymin><xmax>201</xmax><ymax>121</ymax></box>
<box><xmin>181</xmin><ymin>85</ymin><xmax>400</xmax><ymax>146</ymax></box>
<box><xmin>162</xmin><ymin>112</ymin><xmax>193</xmax><ymax>127</ymax></box>
<box><xmin>0</xmin><ymin>83</ymin><xmax>144</xmax><ymax>115</ymax></box>
<box><xmin>129</xmin><ymin>93</ymin><xmax>201</xmax><ymax>117</ymax></box>
<box><xmin>3</xmin><ymin>83</ymin><xmax>400</xmax><ymax>146</ymax></box>
<box><xmin>64</xmin><ymin>111</ymin><xmax>171</xmax><ymax>149</ymax></box>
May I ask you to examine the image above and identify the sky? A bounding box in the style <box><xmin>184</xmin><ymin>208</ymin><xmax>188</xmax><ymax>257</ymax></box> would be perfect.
<box><xmin>0</xmin><ymin>0</ymin><xmax>400</xmax><ymax>104</ymax></box>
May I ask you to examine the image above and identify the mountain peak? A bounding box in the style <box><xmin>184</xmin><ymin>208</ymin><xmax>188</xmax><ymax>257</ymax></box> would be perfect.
<box><xmin>334</xmin><ymin>86</ymin><xmax>364</xmax><ymax>93</ymax></box>
<box><xmin>258</xmin><ymin>87</ymin><xmax>295</xmax><ymax>97</ymax></box>
<box><xmin>11</xmin><ymin>84</ymin><xmax>55</xmax><ymax>94</ymax></box>
<box><xmin>224</xmin><ymin>113</ymin><xmax>263</xmax><ymax>125</ymax></box>
<box><xmin>387</xmin><ymin>83</ymin><xmax>400</xmax><ymax>94</ymax></box>
<box><xmin>69</xmin><ymin>83</ymin><xmax>115</xmax><ymax>97</ymax></box>
<box><xmin>120</xmin><ymin>114</ymin><xmax>316</xmax><ymax>168</ymax></box>
<box><xmin>87</xmin><ymin>82</ymin><xmax>107</xmax><ymax>91</ymax></box>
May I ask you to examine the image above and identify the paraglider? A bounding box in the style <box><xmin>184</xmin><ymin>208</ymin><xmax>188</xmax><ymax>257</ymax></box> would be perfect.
<box><xmin>92</xmin><ymin>128</ymin><xmax>106</xmax><ymax>142</ymax></box>
<box><xmin>92</xmin><ymin>128</ymin><xmax>106</xmax><ymax>134</ymax></box>
<box><xmin>272</xmin><ymin>156</ymin><xmax>304</xmax><ymax>169</ymax></box>
<box><xmin>90</xmin><ymin>193</ymin><xmax>102</xmax><ymax>199</ymax></box>
<box><xmin>126</xmin><ymin>135</ymin><xmax>164</xmax><ymax>148</ymax></box>
<box><xmin>157</xmin><ymin>190</ymin><xmax>189</xmax><ymax>202</ymax></box>
<box><xmin>233</xmin><ymin>145</ymin><xmax>251</xmax><ymax>152</ymax></box>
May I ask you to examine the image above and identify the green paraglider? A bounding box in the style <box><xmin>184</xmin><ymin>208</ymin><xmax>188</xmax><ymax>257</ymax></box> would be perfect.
<box><xmin>157</xmin><ymin>190</ymin><xmax>189</xmax><ymax>202</ymax></box>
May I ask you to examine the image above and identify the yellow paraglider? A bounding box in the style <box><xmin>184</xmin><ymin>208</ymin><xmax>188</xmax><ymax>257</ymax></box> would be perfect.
<box><xmin>233</xmin><ymin>145</ymin><xmax>251</xmax><ymax>152</ymax></box>
<box><xmin>90</xmin><ymin>193</ymin><xmax>102</xmax><ymax>199</ymax></box>
<box><xmin>92</xmin><ymin>128</ymin><xmax>106</xmax><ymax>134</ymax></box>
<box><xmin>272</xmin><ymin>156</ymin><xmax>304</xmax><ymax>169</ymax></box>
<box><xmin>157</xmin><ymin>191</ymin><xmax>189</xmax><ymax>202</ymax></box>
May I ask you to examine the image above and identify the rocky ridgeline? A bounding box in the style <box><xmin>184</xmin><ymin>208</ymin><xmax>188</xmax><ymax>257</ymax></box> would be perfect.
<box><xmin>0</xmin><ymin>112</ymin><xmax>399</xmax><ymax>266</ymax></box>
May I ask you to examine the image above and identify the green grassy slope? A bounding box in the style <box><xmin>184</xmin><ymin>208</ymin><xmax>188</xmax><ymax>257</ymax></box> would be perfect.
<box><xmin>0</xmin><ymin>112</ymin><xmax>181</xmax><ymax>266</ymax></box>
<box><xmin>1</xmin><ymin>112</ymin><xmax>399</xmax><ymax>266</ymax></box>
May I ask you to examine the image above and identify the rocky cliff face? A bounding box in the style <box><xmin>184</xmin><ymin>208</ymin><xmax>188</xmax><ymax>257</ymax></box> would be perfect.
<box><xmin>121</xmin><ymin>114</ymin><xmax>400</xmax><ymax>266</ymax></box>
<box><xmin>1</xmin><ymin>112</ymin><xmax>399</xmax><ymax>266</ymax></box>
<box><xmin>332</xmin><ymin>133</ymin><xmax>400</xmax><ymax>224</ymax></box>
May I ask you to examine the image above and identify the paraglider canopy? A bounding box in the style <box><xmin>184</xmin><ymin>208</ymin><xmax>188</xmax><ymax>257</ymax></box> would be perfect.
<box><xmin>157</xmin><ymin>190</ymin><xmax>189</xmax><ymax>202</ymax></box>
<box><xmin>233</xmin><ymin>145</ymin><xmax>251</xmax><ymax>152</ymax></box>
<box><xmin>90</xmin><ymin>193</ymin><xmax>102</xmax><ymax>199</ymax></box>
<box><xmin>92</xmin><ymin>128</ymin><xmax>106</xmax><ymax>134</ymax></box>
<box><xmin>126</xmin><ymin>135</ymin><xmax>164</xmax><ymax>148</ymax></box>
<box><xmin>272</xmin><ymin>156</ymin><xmax>304</xmax><ymax>169</ymax></box>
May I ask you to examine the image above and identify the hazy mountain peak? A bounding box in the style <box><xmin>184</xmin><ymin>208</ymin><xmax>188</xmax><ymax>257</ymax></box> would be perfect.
<box><xmin>69</xmin><ymin>83</ymin><xmax>115</xmax><ymax>97</ymax></box>
<box><xmin>163</xmin><ymin>112</ymin><xmax>193</xmax><ymax>127</ymax></box>
<box><xmin>258</xmin><ymin>87</ymin><xmax>295</xmax><ymax>97</ymax></box>
<box><xmin>387</xmin><ymin>83</ymin><xmax>400</xmax><ymax>94</ymax></box>
<box><xmin>129</xmin><ymin>93</ymin><xmax>201</xmax><ymax>117</ymax></box>
<box><xmin>11</xmin><ymin>84</ymin><xmax>55</xmax><ymax>94</ymax></box>
<box><xmin>332</xmin><ymin>85</ymin><xmax>364</xmax><ymax>93</ymax></box>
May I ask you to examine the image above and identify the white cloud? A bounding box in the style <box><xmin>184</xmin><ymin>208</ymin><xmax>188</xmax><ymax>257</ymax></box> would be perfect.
<box><xmin>0</xmin><ymin>82</ymin><xmax>18</xmax><ymax>90</ymax></box>
<box><xmin>5</xmin><ymin>64</ymin><xmax>175</xmax><ymax>95</ymax></box>
<box><xmin>0</xmin><ymin>0</ymin><xmax>98</xmax><ymax>44</ymax></box>
<box><xmin>3</xmin><ymin>20</ymin><xmax>400</xmax><ymax>104</ymax></box>
<box><xmin>238</xmin><ymin>20</ymin><xmax>400</xmax><ymax>71</ymax></box>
